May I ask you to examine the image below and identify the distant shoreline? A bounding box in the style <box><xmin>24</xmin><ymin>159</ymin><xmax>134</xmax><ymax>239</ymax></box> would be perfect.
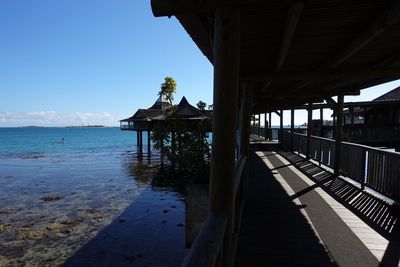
<box><xmin>0</xmin><ymin>126</ymin><xmax>119</xmax><ymax>128</ymax></box>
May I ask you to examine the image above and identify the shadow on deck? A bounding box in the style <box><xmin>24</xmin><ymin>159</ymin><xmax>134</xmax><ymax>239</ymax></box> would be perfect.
<box><xmin>235</xmin><ymin>143</ymin><xmax>399</xmax><ymax>267</ymax></box>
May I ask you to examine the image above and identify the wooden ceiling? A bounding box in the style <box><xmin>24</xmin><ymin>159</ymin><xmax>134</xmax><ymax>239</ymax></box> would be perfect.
<box><xmin>151</xmin><ymin>0</ymin><xmax>400</xmax><ymax>113</ymax></box>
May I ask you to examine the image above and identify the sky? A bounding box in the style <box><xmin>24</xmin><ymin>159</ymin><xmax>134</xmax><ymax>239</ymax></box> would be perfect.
<box><xmin>0</xmin><ymin>1</ymin><xmax>399</xmax><ymax>127</ymax></box>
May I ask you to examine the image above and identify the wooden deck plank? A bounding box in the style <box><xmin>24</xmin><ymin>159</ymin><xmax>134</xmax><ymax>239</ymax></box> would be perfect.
<box><xmin>235</xmin><ymin>144</ymin><xmax>399</xmax><ymax>266</ymax></box>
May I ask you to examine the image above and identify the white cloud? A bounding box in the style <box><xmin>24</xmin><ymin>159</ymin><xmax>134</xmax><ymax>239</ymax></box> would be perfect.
<box><xmin>0</xmin><ymin>111</ymin><xmax>121</xmax><ymax>127</ymax></box>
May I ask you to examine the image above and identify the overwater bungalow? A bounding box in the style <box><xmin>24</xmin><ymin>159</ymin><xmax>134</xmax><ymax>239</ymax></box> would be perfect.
<box><xmin>151</xmin><ymin>1</ymin><xmax>400</xmax><ymax>266</ymax></box>
<box><xmin>120</xmin><ymin>96</ymin><xmax>212</xmax><ymax>152</ymax></box>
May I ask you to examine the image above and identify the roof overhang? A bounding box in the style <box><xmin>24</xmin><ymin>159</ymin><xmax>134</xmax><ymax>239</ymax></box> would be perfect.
<box><xmin>151</xmin><ymin>0</ymin><xmax>400</xmax><ymax>112</ymax></box>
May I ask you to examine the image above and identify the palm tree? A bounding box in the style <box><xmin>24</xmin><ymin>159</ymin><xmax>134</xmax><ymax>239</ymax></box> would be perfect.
<box><xmin>158</xmin><ymin>77</ymin><xmax>177</xmax><ymax>105</ymax></box>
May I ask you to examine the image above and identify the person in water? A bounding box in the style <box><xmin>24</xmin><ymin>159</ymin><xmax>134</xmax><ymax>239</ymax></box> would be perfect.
<box><xmin>61</xmin><ymin>137</ymin><xmax>65</xmax><ymax>144</ymax></box>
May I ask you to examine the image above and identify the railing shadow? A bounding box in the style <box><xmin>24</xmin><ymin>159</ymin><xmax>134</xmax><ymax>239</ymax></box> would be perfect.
<box><xmin>275</xmin><ymin>146</ymin><xmax>400</xmax><ymax>267</ymax></box>
<box><xmin>235</xmin><ymin>145</ymin><xmax>336</xmax><ymax>266</ymax></box>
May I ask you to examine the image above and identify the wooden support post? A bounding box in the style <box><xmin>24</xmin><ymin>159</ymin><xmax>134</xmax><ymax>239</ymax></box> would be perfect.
<box><xmin>290</xmin><ymin>109</ymin><xmax>294</xmax><ymax>150</ymax></box>
<box><xmin>147</xmin><ymin>130</ymin><xmax>151</xmax><ymax>159</ymax></box>
<box><xmin>350</xmin><ymin>106</ymin><xmax>354</xmax><ymax>125</ymax></box>
<box><xmin>239</xmin><ymin>85</ymin><xmax>252</xmax><ymax>156</ymax></box>
<box><xmin>334</xmin><ymin>95</ymin><xmax>344</xmax><ymax>177</ymax></box>
<box><xmin>279</xmin><ymin>109</ymin><xmax>283</xmax><ymax>143</ymax></box>
<box><xmin>268</xmin><ymin>112</ymin><xmax>272</xmax><ymax>140</ymax></box>
<box><xmin>209</xmin><ymin>7</ymin><xmax>240</xmax><ymax>267</ymax></box>
<box><xmin>320</xmin><ymin>108</ymin><xmax>324</xmax><ymax>137</ymax></box>
<box><xmin>136</xmin><ymin>131</ymin><xmax>140</xmax><ymax>146</ymax></box>
<box><xmin>332</xmin><ymin>113</ymin><xmax>336</xmax><ymax>138</ymax></box>
<box><xmin>139</xmin><ymin>131</ymin><xmax>143</xmax><ymax>158</ymax></box>
<box><xmin>171</xmin><ymin>132</ymin><xmax>176</xmax><ymax>169</ymax></box>
<box><xmin>264</xmin><ymin>113</ymin><xmax>268</xmax><ymax>140</ymax></box>
<box><xmin>306</xmin><ymin>104</ymin><xmax>313</xmax><ymax>159</ymax></box>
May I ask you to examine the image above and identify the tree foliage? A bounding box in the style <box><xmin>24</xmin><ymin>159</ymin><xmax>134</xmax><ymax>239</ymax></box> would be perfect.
<box><xmin>196</xmin><ymin>101</ymin><xmax>207</xmax><ymax>110</ymax></box>
<box><xmin>158</xmin><ymin>77</ymin><xmax>177</xmax><ymax>105</ymax></box>
<box><xmin>151</xmin><ymin>104</ymin><xmax>211</xmax><ymax>182</ymax></box>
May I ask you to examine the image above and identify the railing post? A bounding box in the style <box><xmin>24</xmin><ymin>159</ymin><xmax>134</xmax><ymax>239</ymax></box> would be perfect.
<box><xmin>361</xmin><ymin>148</ymin><xmax>366</xmax><ymax>190</ymax></box>
<box><xmin>320</xmin><ymin>107</ymin><xmax>324</xmax><ymax>137</ymax></box>
<box><xmin>279</xmin><ymin>110</ymin><xmax>283</xmax><ymax>143</ymax></box>
<box><xmin>268</xmin><ymin>112</ymin><xmax>272</xmax><ymax>140</ymax></box>
<box><xmin>147</xmin><ymin>130</ymin><xmax>151</xmax><ymax>158</ymax></box>
<box><xmin>306</xmin><ymin>104</ymin><xmax>313</xmax><ymax>159</ymax></box>
<box><xmin>290</xmin><ymin>109</ymin><xmax>294</xmax><ymax>151</ymax></box>
<box><xmin>334</xmin><ymin>95</ymin><xmax>344</xmax><ymax>177</ymax></box>
<box><xmin>209</xmin><ymin>7</ymin><xmax>240</xmax><ymax>267</ymax></box>
<box><xmin>264</xmin><ymin>113</ymin><xmax>268</xmax><ymax>140</ymax></box>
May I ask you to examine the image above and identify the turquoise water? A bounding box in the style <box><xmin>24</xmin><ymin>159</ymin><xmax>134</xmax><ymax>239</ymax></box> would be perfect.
<box><xmin>0</xmin><ymin>127</ymin><xmax>146</xmax><ymax>155</ymax></box>
<box><xmin>0</xmin><ymin>127</ymin><xmax>186</xmax><ymax>267</ymax></box>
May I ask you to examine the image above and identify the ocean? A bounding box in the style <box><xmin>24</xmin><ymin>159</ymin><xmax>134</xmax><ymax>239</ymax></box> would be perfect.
<box><xmin>0</xmin><ymin>127</ymin><xmax>187</xmax><ymax>267</ymax></box>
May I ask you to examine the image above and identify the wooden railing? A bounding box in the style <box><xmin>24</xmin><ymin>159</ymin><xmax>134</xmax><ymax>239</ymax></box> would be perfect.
<box><xmin>250</xmin><ymin>126</ymin><xmax>281</xmax><ymax>141</ymax></box>
<box><xmin>281</xmin><ymin>130</ymin><xmax>400</xmax><ymax>201</ymax></box>
<box><xmin>181</xmin><ymin>155</ymin><xmax>248</xmax><ymax>267</ymax></box>
<box><xmin>181</xmin><ymin>213</ymin><xmax>227</xmax><ymax>267</ymax></box>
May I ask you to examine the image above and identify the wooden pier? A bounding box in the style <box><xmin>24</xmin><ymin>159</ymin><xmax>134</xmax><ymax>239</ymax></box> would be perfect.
<box><xmin>150</xmin><ymin>1</ymin><xmax>400</xmax><ymax>266</ymax></box>
<box><xmin>235</xmin><ymin>141</ymin><xmax>399</xmax><ymax>266</ymax></box>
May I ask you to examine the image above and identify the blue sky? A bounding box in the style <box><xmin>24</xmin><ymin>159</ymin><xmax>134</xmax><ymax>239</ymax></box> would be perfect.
<box><xmin>0</xmin><ymin>1</ymin><xmax>399</xmax><ymax>126</ymax></box>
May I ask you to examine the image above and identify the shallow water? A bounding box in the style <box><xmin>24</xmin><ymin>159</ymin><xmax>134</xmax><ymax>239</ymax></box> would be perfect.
<box><xmin>0</xmin><ymin>128</ymin><xmax>187</xmax><ymax>266</ymax></box>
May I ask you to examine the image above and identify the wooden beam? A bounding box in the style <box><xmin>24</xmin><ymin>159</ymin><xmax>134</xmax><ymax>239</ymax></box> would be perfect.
<box><xmin>254</xmin><ymin>85</ymin><xmax>360</xmax><ymax>101</ymax></box>
<box><xmin>284</xmin><ymin>1</ymin><xmax>400</xmax><ymax>94</ymax></box>
<box><xmin>176</xmin><ymin>15</ymin><xmax>213</xmax><ymax>62</ymax></box>
<box><xmin>261</xmin><ymin>1</ymin><xmax>303</xmax><ymax>93</ymax></box>
<box><xmin>151</xmin><ymin>0</ymin><xmax>224</xmax><ymax>17</ymax></box>
<box><xmin>276</xmin><ymin>1</ymin><xmax>304</xmax><ymax>70</ymax></box>
<box><xmin>274</xmin><ymin>110</ymin><xmax>281</xmax><ymax>117</ymax></box>
<box><xmin>151</xmin><ymin>0</ymin><xmax>280</xmax><ymax>17</ymax></box>
<box><xmin>324</xmin><ymin>97</ymin><xmax>337</xmax><ymax>111</ymax></box>
<box><xmin>323</xmin><ymin>1</ymin><xmax>400</xmax><ymax>68</ymax></box>
<box><xmin>247</xmin><ymin>67</ymin><xmax>400</xmax><ymax>82</ymax></box>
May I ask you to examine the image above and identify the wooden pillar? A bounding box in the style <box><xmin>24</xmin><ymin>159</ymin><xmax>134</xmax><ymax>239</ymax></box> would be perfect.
<box><xmin>334</xmin><ymin>95</ymin><xmax>344</xmax><ymax>177</ymax></box>
<box><xmin>290</xmin><ymin>109</ymin><xmax>294</xmax><ymax>150</ymax></box>
<box><xmin>239</xmin><ymin>85</ymin><xmax>252</xmax><ymax>156</ymax></box>
<box><xmin>147</xmin><ymin>130</ymin><xmax>151</xmax><ymax>158</ymax></box>
<box><xmin>209</xmin><ymin>7</ymin><xmax>240</xmax><ymax>267</ymax></box>
<box><xmin>306</xmin><ymin>104</ymin><xmax>313</xmax><ymax>159</ymax></box>
<box><xmin>332</xmin><ymin>113</ymin><xmax>336</xmax><ymax>138</ymax></box>
<box><xmin>268</xmin><ymin>112</ymin><xmax>272</xmax><ymax>140</ymax></box>
<box><xmin>136</xmin><ymin>131</ymin><xmax>140</xmax><ymax>146</ymax></box>
<box><xmin>171</xmin><ymin>132</ymin><xmax>176</xmax><ymax>169</ymax></box>
<box><xmin>279</xmin><ymin>110</ymin><xmax>283</xmax><ymax>143</ymax></box>
<box><xmin>138</xmin><ymin>131</ymin><xmax>143</xmax><ymax>157</ymax></box>
<box><xmin>350</xmin><ymin>106</ymin><xmax>354</xmax><ymax>125</ymax></box>
<box><xmin>264</xmin><ymin>113</ymin><xmax>268</xmax><ymax>140</ymax></box>
<box><xmin>320</xmin><ymin>108</ymin><xmax>324</xmax><ymax>137</ymax></box>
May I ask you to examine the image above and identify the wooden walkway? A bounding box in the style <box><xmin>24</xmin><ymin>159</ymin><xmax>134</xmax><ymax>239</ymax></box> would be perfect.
<box><xmin>235</xmin><ymin>142</ymin><xmax>400</xmax><ymax>267</ymax></box>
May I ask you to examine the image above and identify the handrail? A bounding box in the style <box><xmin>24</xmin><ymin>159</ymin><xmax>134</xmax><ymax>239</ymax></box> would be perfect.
<box><xmin>181</xmin><ymin>155</ymin><xmax>248</xmax><ymax>267</ymax></box>
<box><xmin>181</xmin><ymin>212</ymin><xmax>227</xmax><ymax>267</ymax></box>
<box><xmin>292</xmin><ymin>132</ymin><xmax>335</xmax><ymax>143</ymax></box>
<box><xmin>234</xmin><ymin>155</ymin><xmax>247</xmax><ymax>199</ymax></box>
<box><xmin>283</xmin><ymin>131</ymin><xmax>400</xmax><ymax>201</ymax></box>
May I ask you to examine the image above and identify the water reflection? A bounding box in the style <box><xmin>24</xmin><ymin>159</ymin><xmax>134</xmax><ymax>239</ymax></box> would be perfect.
<box><xmin>120</xmin><ymin>150</ymin><xmax>186</xmax><ymax>197</ymax></box>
